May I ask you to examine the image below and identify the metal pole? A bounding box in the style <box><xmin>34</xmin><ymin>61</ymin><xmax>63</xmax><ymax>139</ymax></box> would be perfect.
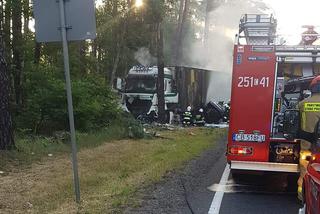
<box><xmin>58</xmin><ymin>0</ymin><xmax>81</xmax><ymax>203</ymax></box>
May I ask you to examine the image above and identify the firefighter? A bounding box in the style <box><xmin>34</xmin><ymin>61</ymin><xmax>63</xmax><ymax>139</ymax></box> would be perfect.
<box><xmin>182</xmin><ymin>106</ymin><xmax>193</xmax><ymax>126</ymax></box>
<box><xmin>297</xmin><ymin>75</ymin><xmax>320</xmax><ymax>201</ymax></box>
<box><xmin>223</xmin><ymin>101</ymin><xmax>231</xmax><ymax>122</ymax></box>
<box><xmin>193</xmin><ymin>108</ymin><xmax>205</xmax><ymax>126</ymax></box>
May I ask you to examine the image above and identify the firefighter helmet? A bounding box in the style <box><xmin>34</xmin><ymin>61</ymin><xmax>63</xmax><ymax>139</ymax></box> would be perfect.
<box><xmin>199</xmin><ymin>108</ymin><xmax>204</xmax><ymax>113</ymax></box>
<box><xmin>187</xmin><ymin>106</ymin><xmax>192</xmax><ymax>111</ymax></box>
<box><xmin>310</xmin><ymin>75</ymin><xmax>320</xmax><ymax>93</ymax></box>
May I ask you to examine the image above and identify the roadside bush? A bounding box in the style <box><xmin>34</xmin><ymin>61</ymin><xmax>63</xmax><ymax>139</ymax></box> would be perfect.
<box><xmin>120</xmin><ymin>113</ymin><xmax>145</xmax><ymax>139</ymax></box>
<box><xmin>15</xmin><ymin>67</ymin><xmax>121</xmax><ymax>134</ymax></box>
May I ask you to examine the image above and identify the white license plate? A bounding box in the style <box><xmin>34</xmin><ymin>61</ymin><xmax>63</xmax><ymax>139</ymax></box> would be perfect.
<box><xmin>233</xmin><ymin>134</ymin><xmax>266</xmax><ymax>142</ymax></box>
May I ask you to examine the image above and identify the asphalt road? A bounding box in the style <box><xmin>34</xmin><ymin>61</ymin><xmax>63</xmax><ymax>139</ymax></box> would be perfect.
<box><xmin>193</xmin><ymin>145</ymin><xmax>302</xmax><ymax>214</ymax></box>
<box><xmin>207</xmin><ymin>164</ymin><xmax>301</xmax><ymax>214</ymax></box>
<box><xmin>126</xmin><ymin>136</ymin><xmax>303</xmax><ymax>214</ymax></box>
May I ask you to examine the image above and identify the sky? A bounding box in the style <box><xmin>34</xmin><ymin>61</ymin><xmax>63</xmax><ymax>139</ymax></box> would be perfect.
<box><xmin>94</xmin><ymin>0</ymin><xmax>320</xmax><ymax>44</ymax></box>
<box><xmin>262</xmin><ymin>0</ymin><xmax>320</xmax><ymax>44</ymax></box>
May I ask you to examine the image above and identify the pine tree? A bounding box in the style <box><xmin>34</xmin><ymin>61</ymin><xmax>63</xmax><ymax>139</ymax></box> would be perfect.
<box><xmin>0</xmin><ymin>1</ymin><xmax>14</xmax><ymax>149</ymax></box>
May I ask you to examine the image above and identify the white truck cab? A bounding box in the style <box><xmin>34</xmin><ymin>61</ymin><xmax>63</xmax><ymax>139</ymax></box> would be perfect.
<box><xmin>120</xmin><ymin>65</ymin><xmax>178</xmax><ymax>121</ymax></box>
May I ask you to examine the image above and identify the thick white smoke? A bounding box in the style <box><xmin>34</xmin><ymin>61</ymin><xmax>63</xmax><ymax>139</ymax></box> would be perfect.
<box><xmin>185</xmin><ymin>0</ymin><xmax>268</xmax><ymax>102</ymax></box>
<box><xmin>134</xmin><ymin>47</ymin><xmax>157</xmax><ymax>67</ymax></box>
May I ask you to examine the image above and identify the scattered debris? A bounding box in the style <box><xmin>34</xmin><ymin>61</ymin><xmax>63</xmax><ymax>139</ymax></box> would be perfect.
<box><xmin>153</xmin><ymin>132</ymin><xmax>173</xmax><ymax>140</ymax></box>
<box><xmin>25</xmin><ymin>202</ymin><xmax>33</xmax><ymax>209</ymax></box>
<box><xmin>204</xmin><ymin>123</ymin><xmax>229</xmax><ymax>128</ymax></box>
<box><xmin>154</xmin><ymin>132</ymin><xmax>161</xmax><ymax>137</ymax></box>
<box><xmin>0</xmin><ymin>170</ymin><xmax>8</xmax><ymax>177</ymax></box>
<box><xmin>189</xmin><ymin>132</ymin><xmax>196</xmax><ymax>136</ymax></box>
<box><xmin>166</xmin><ymin>127</ymin><xmax>175</xmax><ymax>131</ymax></box>
<box><xmin>53</xmin><ymin>131</ymin><xmax>70</xmax><ymax>143</ymax></box>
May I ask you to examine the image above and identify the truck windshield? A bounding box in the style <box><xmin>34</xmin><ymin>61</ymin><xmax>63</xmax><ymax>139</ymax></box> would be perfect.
<box><xmin>125</xmin><ymin>76</ymin><xmax>156</xmax><ymax>93</ymax></box>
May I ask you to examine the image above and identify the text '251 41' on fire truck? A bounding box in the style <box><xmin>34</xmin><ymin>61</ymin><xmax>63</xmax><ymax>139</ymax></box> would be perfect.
<box><xmin>227</xmin><ymin>14</ymin><xmax>320</xmax><ymax>175</ymax></box>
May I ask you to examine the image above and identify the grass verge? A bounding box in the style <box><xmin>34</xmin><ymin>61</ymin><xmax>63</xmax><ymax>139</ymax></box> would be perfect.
<box><xmin>0</xmin><ymin>119</ymin><xmax>139</xmax><ymax>172</ymax></box>
<box><xmin>0</xmin><ymin>127</ymin><xmax>226</xmax><ymax>214</ymax></box>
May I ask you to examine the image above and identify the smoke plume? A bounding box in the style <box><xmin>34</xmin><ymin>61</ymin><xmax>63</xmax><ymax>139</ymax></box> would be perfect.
<box><xmin>134</xmin><ymin>47</ymin><xmax>157</xmax><ymax>67</ymax></box>
<box><xmin>184</xmin><ymin>0</ymin><xmax>268</xmax><ymax>102</ymax></box>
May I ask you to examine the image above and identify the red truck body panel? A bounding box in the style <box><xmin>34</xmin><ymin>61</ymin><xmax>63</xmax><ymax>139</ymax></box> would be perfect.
<box><xmin>304</xmin><ymin>154</ymin><xmax>320</xmax><ymax>213</ymax></box>
<box><xmin>227</xmin><ymin>45</ymin><xmax>277</xmax><ymax>162</ymax></box>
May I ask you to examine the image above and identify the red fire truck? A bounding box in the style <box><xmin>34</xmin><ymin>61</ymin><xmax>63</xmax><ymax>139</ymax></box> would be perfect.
<box><xmin>227</xmin><ymin>14</ymin><xmax>320</xmax><ymax>175</ymax></box>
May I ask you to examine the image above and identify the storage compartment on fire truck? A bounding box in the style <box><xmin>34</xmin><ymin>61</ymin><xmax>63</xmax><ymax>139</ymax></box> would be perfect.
<box><xmin>269</xmin><ymin>55</ymin><xmax>320</xmax><ymax>164</ymax></box>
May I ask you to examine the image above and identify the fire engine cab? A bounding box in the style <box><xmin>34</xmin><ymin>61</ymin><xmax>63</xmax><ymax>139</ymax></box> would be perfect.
<box><xmin>227</xmin><ymin>14</ymin><xmax>320</xmax><ymax>174</ymax></box>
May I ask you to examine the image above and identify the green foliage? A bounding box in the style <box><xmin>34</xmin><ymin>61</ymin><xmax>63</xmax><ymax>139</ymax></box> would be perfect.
<box><xmin>3</xmin><ymin>0</ymin><xmax>205</xmax><ymax>140</ymax></box>
<box><xmin>15</xmin><ymin>65</ymin><xmax>121</xmax><ymax>134</ymax></box>
<box><xmin>121</xmin><ymin>114</ymin><xmax>145</xmax><ymax>139</ymax></box>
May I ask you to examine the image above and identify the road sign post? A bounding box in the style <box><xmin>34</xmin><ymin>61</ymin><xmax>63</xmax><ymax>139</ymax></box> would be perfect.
<box><xmin>34</xmin><ymin>0</ymin><xmax>97</xmax><ymax>204</ymax></box>
<box><xmin>58</xmin><ymin>0</ymin><xmax>80</xmax><ymax>203</ymax></box>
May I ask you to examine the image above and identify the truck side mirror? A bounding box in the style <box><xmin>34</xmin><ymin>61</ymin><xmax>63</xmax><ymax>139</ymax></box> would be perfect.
<box><xmin>283</xmin><ymin>109</ymin><xmax>300</xmax><ymax>139</ymax></box>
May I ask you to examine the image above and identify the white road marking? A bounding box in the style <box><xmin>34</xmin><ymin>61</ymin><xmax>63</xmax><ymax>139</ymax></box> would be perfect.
<box><xmin>208</xmin><ymin>183</ymin><xmax>295</xmax><ymax>194</ymax></box>
<box><xmin>208</xmin><ymin>164</ymin><xmax>230</xmax><ymax>214</ymax></box>
<box><xmin>208</xmin><ymin>183</ymin><xmax>251</xmax><ymax>192</ymax></box>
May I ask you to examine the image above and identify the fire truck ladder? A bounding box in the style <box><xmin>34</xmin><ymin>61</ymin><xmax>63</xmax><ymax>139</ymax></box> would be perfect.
<box><xmin>238</xmin><ymin>14</ymin><xmax>277</xmax><ymax>45</ymax></box>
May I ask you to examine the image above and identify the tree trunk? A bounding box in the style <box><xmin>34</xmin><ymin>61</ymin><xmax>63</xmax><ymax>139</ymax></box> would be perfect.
<box><xmin>12</xmin><ymin>0</ymin><xmax>23</xmax><ymax>106</ymax></box>
<box><xmin>172</xmin><ymin>0</ymin><xmax>184</xmax><ymax>65</ymax></box>
<box><xmin>21</xmin><ymin>0</ymin><xmax>29</xmax><ymax>106</ymax></box>
<box><xmin>109</xmin><ymin>42</ymin><xmax>121</xmax><ymax>87</ymax></box>
<box><xmin>157</xmin><ymin>22</ymin><xmax>165</xmax><ymax>123</ymax></box>
<box><xmin>106</xmin><ymin>0</ymin><xmax>119</xmax><ymax>85</ymax></box>
<box><xmin>91</xmin><ymin>41</ymin><xmax>97</xmax><ymax>58</ymax></box>
<box><xmin>97</xmin><ymin>46</ymin><xmax>102</xmax><ymax>74</ymax></box>
<box><xmin>204</xmin><ymin>0</ymin><xmax>216</xmax><ymax>66</ymax></box>
<box><xmin>34</xmin><ymin>42</ymin><xmax>41</xmax><ymax>64</ymax></box>
<box><xmin>3</xmin><ymin>0</ymin><xmax>11</xmax><ymax>68</ymax></box>
<box><xmin>23</xmin><ymin>0</ymin><xmax>29</xmax><ymax>35</ymax></box>
<box><xmin>204</xmin><ymin>0</ymin><xmax>215</xmax><ymax>45</ymax></box>
<box><xmin>0</xmin><ymin>0</ymin><xmax>3</xmax><ymax>27</ymax></box>
<box><xmin>79</xmin><ymin>41</ymin><xmax>86</xmax><ymax>74</ymax></box>
<box><xmin>110</xmin><ymin>6</ymin><xmax>127</xmax><ymax>87</ymax></box>
<box><xmin>173</xmin><ymin>0</ymin><xmax>189</xmax><ymax>110</ymax></box>
<box><xmin>173</xmin><ymin>0</ymin><xmax>190</xmax><ymax>66</ymax></box>
<box><xmin>0</xmin><ymin>33</ymin><xmax>15</xmax><ymax>150</ymax></box>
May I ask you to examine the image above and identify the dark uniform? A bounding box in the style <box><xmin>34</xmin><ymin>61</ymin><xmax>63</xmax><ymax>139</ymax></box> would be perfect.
<box><xmin>193</xmin><ymin>109</ymin><xmax>205</xmax><ymax>126</ymax></box>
